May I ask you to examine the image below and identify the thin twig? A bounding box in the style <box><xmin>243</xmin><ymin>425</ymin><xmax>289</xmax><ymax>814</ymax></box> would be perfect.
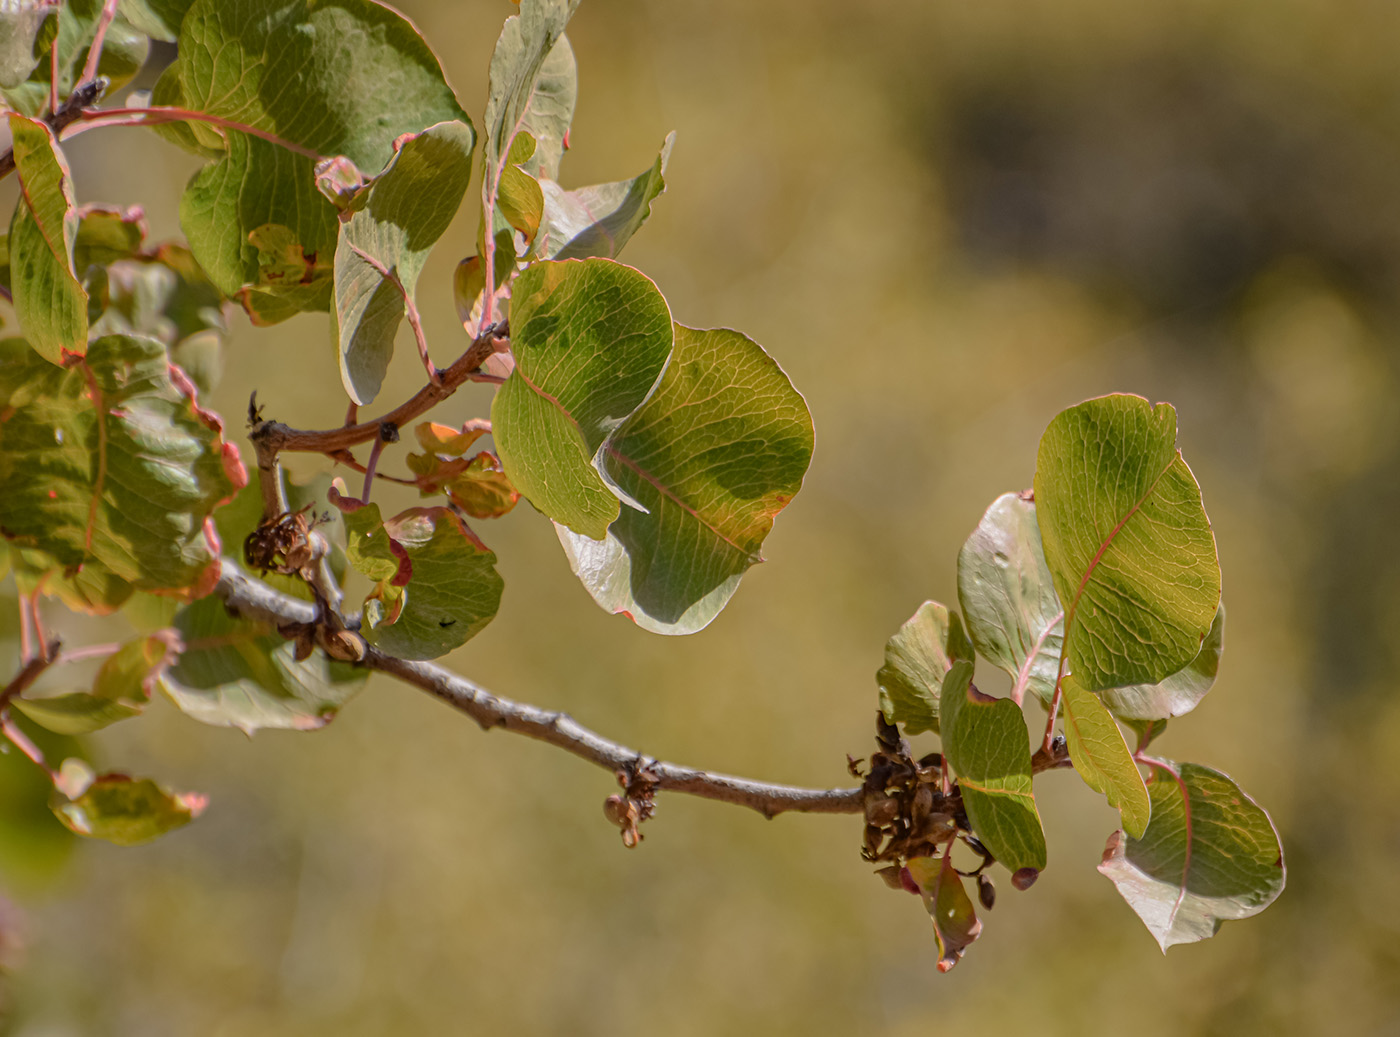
<box><xmin>1</xmin><ymin>717</ymin><xmax>54</xmax><ymax>778</ymax></box>
<box><xmin>212</xmin><ymin>561</ymin><xmax>865</xmax><ymax>820</ymax></box>
<box><xmin>1</xmin><ymin>639</ymin><xmax>63</xmax><ymax>710</ymax></box>
<box><xmin>80</xmin><ymin>0</ymin><xmax>122</xmax><ymax>86</ymax></box>
<box><xmin>250</xmin><ymin>324</ymin><xmax>508</xmax><ymax>457</ymax></box>
<box><xmin>61</xmin><ymin>107</ymin><xmax>323</xmax><ymax>159</ymax></box>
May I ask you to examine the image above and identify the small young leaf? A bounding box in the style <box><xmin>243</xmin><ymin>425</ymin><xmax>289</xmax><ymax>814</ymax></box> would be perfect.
<box><xmin>0</xmin><ymin>334</ymin><xmax>246</xmax><ymax>614</ymax></box>
<box><xmin>120</xmin><ymin>0</ymin><xmax>193</xmax><ymax>43</ymax></box>
<box><xmin>7</xmin><ymin>113</ymin><xmax>87</xmax><ymax>364</ymax></box>
<box><xmin>495</xmin><ymin>132</ymin><xmax>545</xmax><ymax>242</ymax></box>
<box><xmin>365</xmin><ymin>508</ymin><xmax>504</xmax><ymax>661</ymax></box>
<box><xmin>535</xmin><ymin>133</ymin><xmax>674</xmax><ymax>261</ymax></box>
<box><xmin>1061</xmin><ymin>674</ymin><xmax>1151</xmax><ymax>838</ymax></box>
<box><xmin>335</xmin><ymin>120</ymin><xmax>476</xmax><ymax>405</ymax></box>
<box><xmin>557</xmin><ymin>324</ymin><xmax>813</xmax><ymax>633</ymax></box>
<box><xmin>492</xmin><ymin>259</ymin><xmax>673</xmax><ymax>538</ymax></box>
<box><xmin>906</xmin><ymin>855</ymin><xmax>983</xmax><ymax>973</ymax></box>
<box><xmin>1035</xmin><ymin>395</ymin><xmax>1221</xmax><ymax>692</ymax></box>
<box><xmin>408</xmin><ymin>451</ymin><xmax>520</xmax><ymax>520</ymax></box>
<box><xmin>161</xmin><ymin>595</ymin><xmax>367</xmax><ymax>735</ymax></box>
<box><xmin>874</xmin><ymin>601</ymin><xmax>971</xmax><ymax>735</ymax></box>
<box><xmin>15</xmin><ymin>635</ymin><xmax>175</xmax><ymax>735</ymax></box>
<box><xmin>50</xmin><ymin>774</ymin><xmax>205</xmax><ymax>846</ymax></box>
<box><xmin>940</xmin><ymin>660</ymin><xmax>1048</xmax><ymax>874</ymax></box>
<box><xmin>1098</xmin><ymin>760</ymin><xmax>1285</xmax><ymax>951</ymax></box>
<box><xmin>957</xmin><ymin>492</ymin><xmax>1064</xmax><ymax>707</ymax></box>
<box><xmin>1102</xmin><ymin>604</ymin><xmax>1225</xmax><ymax>722</ymax></box>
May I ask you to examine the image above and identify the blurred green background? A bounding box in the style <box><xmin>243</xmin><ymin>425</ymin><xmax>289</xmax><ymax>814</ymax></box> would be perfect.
<box><xmin>3</xmin><ymin>0</ymin><xmax>1400</xmax><ymax>1032</ymax></box>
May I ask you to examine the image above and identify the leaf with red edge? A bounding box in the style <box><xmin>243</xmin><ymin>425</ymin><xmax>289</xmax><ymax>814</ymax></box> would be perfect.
<box><xmin>414</xmin><ymin>420</ymin><xmax>490</xmax><ymax>457</ymax></box>
<box><xmin>50</xmin><ymin>772</ymin><xmax>205</xmax><ymax>846</ymax></box>
<box><xmin>1034</xmin><ymin>395</ymin><xmax>1221</xmax><ymax>692</ymax></box>
<box><xmin>0</xmin><ymin>334</ymin><xmax>246</xmax><ymax>614</ymax></box>
<box><xmin>7</xmin><ymin>113</ymin><xmax>87</xmax><ymax>364</ymax></box>
<box><xmin>907</xmin><ymin>854</ymin><xmax>983</xmax><ymax>972</ymax></box>
<box><xmin>407</xmin><ymin>450</ymin><xmax>520</xmax><ymax>519</ymax></box>
<box><xmin>558</xmin><ymin>323</ymin><xmax>813</xmax><ymax>634</ymax></box>
<box><xmin>15</xmin><ymin>634</ymin><xmax>178</xmax><ymax>735</ymax></box>
<box><xmin>1061</xmin><ymin>673</ymin><xmax>1151</xmax><ymax>838</ymax></box>
<box><xmin>1099</xmin><ymin>759</ymin><xmax>1285</xmax><ymax>951</ymax></box>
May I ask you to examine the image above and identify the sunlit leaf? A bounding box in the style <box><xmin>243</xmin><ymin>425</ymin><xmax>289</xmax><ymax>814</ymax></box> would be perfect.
<box><xmin>408</xmin><ymin>451</ymin><xmax>520</xmax><ymax>520</ymax></box>
<box><xmin>0</xmin><ymin>335</ymin><xmax>246</xmax><ymax>613</ymax></box>
<box><xmin>940</xmin><ymin>660</ymin><xmax>1047</xmax><ymax>873</ymax></box>
<box><xmin>957</xmin><ymin>492</ymin><xmax>1063</xmax><ymax>707</ymax></box>
<box><xmin>1035</xmin><ymin>395</ymin><xmax>1220</xmax><ymax>692</ymax></box>
<box><xmin>335</xmin><ymin>120</ymin><xmax>475</xmax><ymax>404</ymax></box>
<box><xmin>492</xmin><ymin>259</ymin><xmax>672</xmax><ymax>538</ymax></box>
<box><xmin>365</xmin><ymin>508</ymin><xmax>504</xmax><ymax>661</ymax></box>
<box><xmin>7</xmin><ymin>113</ymin><xmax>87</xmax><ymax>364</ymax></box>
<box><xmin>50</xmin><ymin>773</ymin><xmax>205</xmax><ymax>846</ymax></box>
<box><xmin>165</xmin><ymin>0</ymin><xmax>471</xmax><ymax>315</ymax></box>
<box><xmin>1098</xmin><ymin>760</ymin><xmax>1285</xmax><ymax>950</ymax></box>
<box><xmin>160</xmin><ymin>594</ymin><xmax>366</xmax><ymax>735</ymax></box>
<box><xmin>557</xmin><ymin>323</ymin><xmax>812</xmax><ymax>633</ymax></box>
<box><xmin>907</xmin><ymin>855</ymin><xmax>982</xmax><ymax>972</ymax></box>
<box><xmin>16</xmin><ymin>635</ymin><xmax>175</xmax><ymax>735</ymax></box>
<box><xmin>874</xmin><ymin>600</ymin><xmax>972</xmax><ymax>736</ymax></box>
<box><xmin>1061</xmin><ymin>673</ymin><xmax>1151</xmax><ymax>838</ymax></box>
<box><xmin>1103</xmin><ymin>604</ymin><xmax>1225</xmax><ymax>722</ymax></box>
<box><xmin>0</xmin><ymin>2</ymin><xmax>52</xmax><ymax>90</ymax></box>
<box><xmin>536</xmin><ymin>134</ymin><xmax>673</xmax><ymax>261</ymax></box>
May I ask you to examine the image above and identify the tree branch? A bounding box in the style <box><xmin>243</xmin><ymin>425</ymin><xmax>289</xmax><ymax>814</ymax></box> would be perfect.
<box><xmin>212</xmin><ymin>560</ymin><xmax>865</xmax><ymax>820</ymax></box>
<box><xmin>249</xmin><ymin>324</ymin><xmax>509</xmax><ymax>456</ymax></box>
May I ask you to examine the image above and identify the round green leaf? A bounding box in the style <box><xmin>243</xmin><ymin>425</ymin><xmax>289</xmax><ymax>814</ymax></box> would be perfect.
<box><xmin>941</xmin><ymin>660</ymin><xmax>1048</xmax><ymax>873</ymax></box>
<box><xmin>1034</xmin><ymin>395</ymin><xmax>1221</xmax><ymax>692</ymax></box>
<box><xmin>161</xmin><ymin>594</ymin><xmax>367</xmax><ymax>735</ymax></box>
<box><xmin>492</xmin><ymin>259</ymin><xmax>673</xmax><ymax>539</ymax></box>
<box><xmin>50</xmin><ymin>774</ymin><xmax>205</xmax><ymax>846</ymax></box>
<box><xmin>556</xmin><ymin>323</ymin><xmax>813</xmax><ymax>633</ymax></box>
<box><xmin>1098</xmin><ymin>760</ymin><xmax>1285</xmax><ymax>951</ymax></box>
<box><xmin>1102</xmin><ymin>603</ymin><xmax>1225</xmax><ymax>722</ymax></box>
<box><xmin>0</xmin><ymin>335</ymin><xmax>246</xmax><ymax>614</ymax></box>
<box><xmin>957</xmin><ymin>492</ymin><xmax>1064</xmax><ymax>707</ymax></box>
<box><xmin>874</xmin><ymin>600</ymin><xmax>972</xmax><ymax>736</ymax></box>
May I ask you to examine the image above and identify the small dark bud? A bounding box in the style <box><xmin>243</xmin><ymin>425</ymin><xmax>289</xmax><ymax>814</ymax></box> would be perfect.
<box><xmin>977</xmin><ymin>874</ymin><xmax>996</xmax><ymax>910</ymax></box>
<box><xmin>864</xmin><ymin>795</ymin><xmax>899</xmax><ymax>827</ymax></box>
<box><xmin>1011</xmin><ymin>867</ymin><xmax>1040</xmax><ymax>891</ymax></box>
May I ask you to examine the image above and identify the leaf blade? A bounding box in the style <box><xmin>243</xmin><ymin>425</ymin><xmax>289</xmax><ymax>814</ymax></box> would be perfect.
<box><xmin>1061</xmin><ymin>673</ymin><xmax>1151</xmax><ymax>838</ymax></box>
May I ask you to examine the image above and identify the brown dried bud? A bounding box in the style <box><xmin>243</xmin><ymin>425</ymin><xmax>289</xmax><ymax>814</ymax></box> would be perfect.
<box><xmin>875</xmin><ymin>865</ymin><xmax>905</xmax><ymax>891</ymax></box>
<box><xmin>911</xmin><ymin>783</ymin><xmax>934</xmax><ymax>825</ymax></box>
<box><xmin>603</xmin><ymin>794</ymin><xmax>631</xmax><ymax>827</ymax></box>
<box><xmin>1011</xmin><ymin>867</ymin><xmax>1040</xmax><ymax>891</ymax></box>
<box><xmin>864</xmin><ymin>795</ymin><xmax>899</xmax><ymax>827</ymax></box>
<box><xmin>977</xmin><ymin>874</ymin><xmax>996</xmax><ymax>910</ymax></box>
<box><xmin>320</xmin><ymin>628</ymin><xmax>366</xmax><ymax>662</ymax></box>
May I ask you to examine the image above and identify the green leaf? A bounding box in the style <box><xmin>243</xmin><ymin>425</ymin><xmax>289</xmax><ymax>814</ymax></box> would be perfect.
<box><xmin>556</xmin><ymin>324</ymin><xmax>813</xmax><ymax>633</ymax></box>
<box><xmin>496</xmin><ymin>131</ymin><xmax>545</xmax><ymax>242</ymax></box>
<box><xmin>160</xmin><ymin>594</ymin><xmax>367</xmax><ymax>735</ymax></box>
<box><xmin>1103</xmin><ymin>604</ymin><xmax>1225</xmax><ymax>722</ymax></box>
<box><xmin>957</xmin><ymin>492</ymin><xmax>1064</xmax><ymax>707</ymax></box>
<box><xmin>363</xmin><ymin>508</ymin><xmax>504</xmax><ymax>661</ymax></box>
<box><xmin>1061</xmin><ymin>673</ymin><xmax>1151</xmax><ymax>838</ymax></box>
<box><xmin>335</xmin><ymin>121</ymin><xmax>475</xmax><ymax>404</ymax></box>
<box><xmin>874</xmin><ymin>601</ymin><xmax>972</xmax><ymax>736</ymax></box>
<box><xmin>492</xmin><ymin>259</ymin><xmax>673</xmax><ymax>538</ymax></box>
<box><xmin>119</xmin><ymin>0</ymin><xmax>193</xmax><ymax>42</ymax></box>
<box><xmin>536</xmin><ymin>133</ymin><xmax>674</xmax><ymax>261</ymax></box>
<box><xmin>1122</xmin><ymin>717</ymin><xmax>1169</xmax><ymax>752</ymax></box>
<box><xmin>906</xmin><ymin>855</ymin><xmax>983</xmax><ymax>973</ymax></box>
<box><xmin>0</xmin><ymin>2</ymin><xmax>52</xmax><ymax>89</ymax></box>
<box><xmin>516</xmin><ymin>34</ymin><xmax>576</xmax><ymax>181</ymax></box>
<box><xmin>50</xmin><ymin>773</ymin><xmax>205</xmax><ymax>846</ymax></box>
<box><xmin>166</xmin><ymin>0</ymin><xmax>472</xmax><ymax>313</ymax></box>
<box><xmin>0</xmin><ymin>334</ymin><xmax>247</xmax><ymax>614</ymax></box>
<box><xmin>940</xmin><ymin>660</ymin><xmax>1047</xmax><ymax>874</ymax></box>
<box><xmin>335</xmin><ymin>496</ymin><xmax>409</xmax><ymax>588</ymax></box>
<box><xmin>72</xmin><ymin>205</ymin><xmax>146</xmax><ymax>273</ymax></box>
<box><xmin>16</xmin><ymin>635</ymin><xmax>175</xmax><ymax>735</ymax></box>
<box><xmin>1098</xmin><ymin>760</ymin><xmax>1285</xmax><ymax>951</ymax></box>
<box><xmin>409</xmin><ymin>451</ymin><xmax>520</xmax><ymax>520</ymax></box>
<box><xmin>481</xmin><ymin>0</ymin><xmax>578</xmax><ymax>230</ymax></box>
<box><xmin>1034</xmin><ymin>395</ymin><xmax>1221</xmax><ymax>692</ymax></box>
<box><xmin>3</xmin><ymin>1</ymin><xmax>146</xmax><ymax>114</ymax></box>
<box><xmin>7</xmin><ymin>113</ymin><xmax>87</xmax><ymax>364</ymax></box>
